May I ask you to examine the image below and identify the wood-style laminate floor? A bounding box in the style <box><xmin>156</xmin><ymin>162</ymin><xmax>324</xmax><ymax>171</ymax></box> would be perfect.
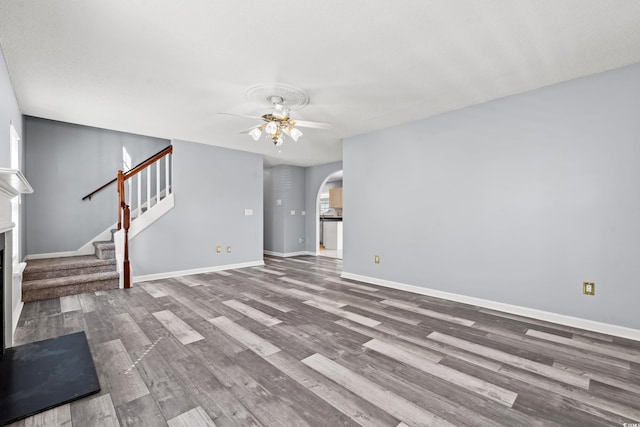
<box><xmin>8</xmin><ymin>255</ymin><xmax>640</xmax><ymax>426</ymax></box>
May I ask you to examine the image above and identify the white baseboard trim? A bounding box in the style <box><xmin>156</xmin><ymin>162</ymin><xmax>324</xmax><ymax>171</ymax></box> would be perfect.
<box><xmin>11</xmin><ymin>301</ymin><xmax>23</xmax><ymax>346</ymax></box>
<box><xmin>263</xmin><ymin>250</ymin><xmax>315</xmax><ymax>258</ymax></box>
<box><xmin>341</xmin><ymin>272</ymin><xmax>640</xmax><ymax>341</ymax></box>
<box><xmin>132</xmin><ymin>260</ymin><xmax>265</xmax><ymax>283</ymax></box>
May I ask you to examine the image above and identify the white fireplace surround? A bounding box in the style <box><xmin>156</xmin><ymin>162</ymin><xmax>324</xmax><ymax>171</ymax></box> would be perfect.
<box><xmin>1</xmin><ymin>168</ymin><xmax>32</xmax><ymax>349</ymax></box>
<box><xmin>1</xmin><ymin>223</ymin><xmax>23</xmax><ymax>349</ymax></box>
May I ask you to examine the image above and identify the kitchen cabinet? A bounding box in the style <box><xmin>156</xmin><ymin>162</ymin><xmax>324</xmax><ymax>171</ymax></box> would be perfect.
<box><xmin>329</xmin><ymin>187</ymin><xmax>342</xmax><ymax>208</ymax></box>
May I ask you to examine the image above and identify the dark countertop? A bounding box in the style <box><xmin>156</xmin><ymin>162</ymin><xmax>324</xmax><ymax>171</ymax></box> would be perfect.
<box><xmin>320</xmin><ymin>216</ymin><xmax>343</xmax><ymax>221</ymax></box>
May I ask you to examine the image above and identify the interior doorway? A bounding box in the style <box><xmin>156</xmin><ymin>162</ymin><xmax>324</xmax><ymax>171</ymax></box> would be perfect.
<box><xmin>316</xmin><ymin>170</ymin><xmax>343</xmax><ymax>259</ymax></box>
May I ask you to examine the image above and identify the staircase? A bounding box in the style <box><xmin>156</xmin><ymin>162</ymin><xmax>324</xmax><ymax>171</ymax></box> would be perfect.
<box><xmin>22</xmin><ymin>239</ymin><xmax>119</xmax><ymax>302</ymax></box>
<box><xmin>22</xmin><ymin>145</ymin><xmax>174</xmax><ymax>301</ymax></box>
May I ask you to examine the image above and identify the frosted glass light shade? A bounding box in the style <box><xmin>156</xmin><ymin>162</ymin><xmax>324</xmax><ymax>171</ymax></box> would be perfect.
<box><xmin>289</xmin><ymin>127</ymin><xmax>303</xmax><ymax>142</ymax></box>
<box><xmin>275</xmin><ymin>137</ymin><xmax>284</xmax><ymax>146</ymax></box>
<box><xmin>249</xmin><ymin>128</ymin><xmax>262</xmax><ymax>141</ymax></box>
<box><xmin>265</xmin><ymin>121</ymin><xmax>278</xmax><ymax>135</ymax></box>
<box><xmin>273</xmin><ymin>104</ymin><xmax>290</xmax><ymax>119</ymax></box>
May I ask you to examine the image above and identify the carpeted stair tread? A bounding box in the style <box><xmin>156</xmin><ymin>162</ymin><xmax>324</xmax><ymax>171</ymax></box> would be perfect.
<box><xmin>22</xmin><ymin>270</ymin><xmax>119</xmax><ymax>302</ymax></box>
<box><xmin>23</xmin><ymin>256</ymin><xmax>116</xmax><ymax>281</ymax></box>
<box><xmin>93</xmin><ymin>241</ymin><xmax>115</xmax><ymax>249</ymax></box>
<box><xmin>23</xmin><ymin>271</ymin><xmax>120</xmax><ymax>290</ymax></box>
<box><xmin>93</xmin><ymin>241</ymin><xmax>116</xmax><ymax>260</ymax></box>
<box><xmin>25</xmin><ymin>255</ymin><xmax>115</xmax><ymax>272</ymax></box>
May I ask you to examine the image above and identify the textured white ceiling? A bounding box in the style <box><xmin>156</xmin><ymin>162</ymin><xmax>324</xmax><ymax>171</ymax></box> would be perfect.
<box><xmin>1</xmin><ymin>1</ymin><xmax>639</xmax><ymax>166</ymax></box>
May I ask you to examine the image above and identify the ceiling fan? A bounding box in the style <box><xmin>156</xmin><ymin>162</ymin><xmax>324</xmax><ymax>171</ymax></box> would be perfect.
<box><xmin>220</xmin><ymin>84</ymin><xmax>330</xmax><ymax>147</ymax></box>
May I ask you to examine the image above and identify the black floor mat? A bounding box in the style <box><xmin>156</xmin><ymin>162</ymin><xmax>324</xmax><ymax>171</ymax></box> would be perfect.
<box><xmin>0</xmin><ymin>331</ymin><xmax>100</xmax><ymax>426</ymax></box>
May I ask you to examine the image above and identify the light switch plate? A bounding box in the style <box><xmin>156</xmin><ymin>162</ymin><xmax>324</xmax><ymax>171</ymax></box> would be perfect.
<box><xmin>244</xmin><ymin>208</ymin><xmax>253</xmax><ymax>216</ymax></box>
<box><xmin>301</xmin><ymin>211</ymin><xmax>306</xmax><ymax>216</ymax></box>
<box><xmin>290</xmin><ymin>210</ymin><xmax>296</xmax><ymax>215</ymax></box>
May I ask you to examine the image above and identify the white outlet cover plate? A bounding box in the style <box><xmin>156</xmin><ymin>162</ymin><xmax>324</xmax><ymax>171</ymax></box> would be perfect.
<box><xmin>290</xmin><ymin>210</ymin><xmax>296</xmax><ymax>215</ymax></box>
<box><xmin>244</xmin><ymin>208</ymin><xmax>253</xmax><ymax>216</ymax></box>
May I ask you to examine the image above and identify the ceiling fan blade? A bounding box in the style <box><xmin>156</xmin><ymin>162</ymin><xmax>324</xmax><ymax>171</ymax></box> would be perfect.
<box><xmin>239</xmin><ymin>125</ymin><xmax>260</xmax><ymax>134</ymax></box>
<box><xmin>294</xmin><ymin>120</ymin><xmax>331</xmax><ymax>129</ymax></box>
<box><xmin>218</xmin><ymin>112</ymin><xmax>263</xmax><ymax>120</ymax></box>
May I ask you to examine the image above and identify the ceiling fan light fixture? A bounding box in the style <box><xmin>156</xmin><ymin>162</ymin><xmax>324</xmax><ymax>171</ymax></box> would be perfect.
<box><xmin>249</xmin><ymin>127</ymin><xmax>262</xmax><ymax>141</ymax></box>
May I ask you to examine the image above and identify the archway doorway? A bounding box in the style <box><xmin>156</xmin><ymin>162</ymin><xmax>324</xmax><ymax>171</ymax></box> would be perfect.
<box><xmin>316</xmin><ymin>170</ymin><xmax>343</xmax><ymax>259</ymax></box>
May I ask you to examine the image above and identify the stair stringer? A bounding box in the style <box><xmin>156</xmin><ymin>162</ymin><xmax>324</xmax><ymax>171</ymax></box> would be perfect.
<box><xmin>114</xmin><ymin>193</ymin><xmax>175</xmax><ymax>288</ymax></box>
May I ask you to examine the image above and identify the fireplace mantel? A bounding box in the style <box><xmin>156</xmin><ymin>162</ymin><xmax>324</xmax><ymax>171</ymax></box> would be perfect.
<box><xmin>0</xmin><ymin>222</ymin><xmax>15</xmax><ymax>233</ymax></box>
<box><xmin>0</xmin><ymin>168</ymin><xmax>33</xmax><ymax>198</ymax></box>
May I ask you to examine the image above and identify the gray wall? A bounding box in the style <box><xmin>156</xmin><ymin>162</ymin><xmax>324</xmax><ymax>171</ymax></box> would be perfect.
<box><xmin>304</xmin><ymin>161</ymin><xmax>342</xmax><ymax>253</ymax></box>
<box><xmin>24</xmin><ymin>117</ymin><xmax>170</xmax><ymax>255</ymax></box>
<box><xmin>130</xmin><ymin>139</ymin><xmax>263</xmax><ymax>276</ymax></box>
<box><xmin>263</xmin><ymin>165</ymin><xmax>306</xmax><ymax>254</ymax></box>
<box><xmin>343</xmin><ymin>63</ymin><xmax>640</xmax><ymax>330</ymax></box>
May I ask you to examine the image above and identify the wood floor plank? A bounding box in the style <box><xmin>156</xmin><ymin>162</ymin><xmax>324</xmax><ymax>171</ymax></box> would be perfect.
<box><xmin>474</xmin><ymin>323</ymin><xmax>632</xmax><ymax>371</ymax></box>
<box><xmin>381</xmin><ymin>299</ymin><xmax>475</xmax><ymax>327</ymax></box>
<box><xmin>527</xmin><ymin>328</ymin><xmax>640</xmax><ymax>363</ymax></box>
<box><xmin>94</xmin><ymin>339</ymin><xmax>151</xmax><ymax>407</ymax></box>
<box><xmin>140</xmin><ymin>283</ymin><xmax>168</xmax><ymax>298</ymax></box>
<box><xmin>78</xmin><ymin>293</ymin><xmax>97</xmax><ymax>313</ymax></box>
<box><xmin>70</xmin><ymin>393</ymin><xmax>120</xmax><ymax>427</ymax></box>
<box><xmin>167</xmin><ymin>406</ymin><xmax>217</xmax><ymax>427</ymax></box>
<box><xmin>223</xmin><ymin>299</ymin><xmax>282</xmax><ymax>326</ymax></box>
<box><xmin>344</xmin><ymin>351</ymin><xmax>528</xmax><ymax>427</ymax></box>
<box><xmin>303</xmin><ymin>299</ymin><xmax>381</xmax><ymax>327</ymax></box>
<box><xmin>209</xmin><ymin>316</ymin><xmax>281</xmax><ymax>356</ymax></box>
<box><xmin>251</xmin><ymin>267</ymin><xmax>286</xmax><ymax>276</ymax></box>
<box><xmin>59</xmin><ymin>295</ymin><xmax>81</xmax><ymax>313</ymax></box>
<box><xmin>302</xmin><ymin>353</ymin><xmax>456</xmax><ymax>427</ymax></box>
<box><xmin>115</xmin><ymin>394</ymin><xmax>167</xmax><ymax>427</ymax></box>
<box><xmin>174</xmin><ymin>276</ymin><xmax>204</xmax><ymax>287</ymax></box>
<box><xmin>499</xmin><ymin>364</ymin><xmax>640</xmax><ymax>421</ymax></box>
<box><xmin>169</xmin><ymin>354</ymin><xmax>263</xmax><ymax>427</ymax></box>
<box><xmin>324</xmin><ymin>277</ymin><xmax>380</xmax><ymax>292</ymax></box>
<box><xmin>265</xmin><ymin>351</ymin><xmax>398</xmax><ymax>427</ymax></box>
<box><xmin>152</xmin><ymin>309</ymin><xmax>204</xmax><ymax>345</ymax></box>
<box><xmin>429</xmin><ymin>331</ymin><xmax>591</xmax><ymax>389</ymax></box>
<box><xmin>112</xmin><ymin>312</ymin><xmax>152</xmax><ymax>348</ymax></box>
<box><xmin>241</xmin><ymin>292</ymin><xmax>293</xmax><ymax>312</ymax></box>
<box><xmin>553</xmin><ymin>361</ymin><xmax>640</xmax><ymax>395</ymax></box>
<box><xmin>279</xmin><ymin>276</ymin><xmax>325</xmax><ymax>291</ymax></box>
<box><xmin>345</xmin><ymin>304</ymin><xmax>422</xmax><ymax>326</ymax></box>
<box><xmin>22</xmin><ymin>403</ymin><xmax>71</xmax><ymax>427</ymax></box>
<box><xmin>336</xmin><ymin>319</ymin><xmax>505</xmax><ymax>373</ymax></box>
<box><xmin>363</xmin><ymin>339</ymin><xmax>518</xmax><ymax>407</ymax></box>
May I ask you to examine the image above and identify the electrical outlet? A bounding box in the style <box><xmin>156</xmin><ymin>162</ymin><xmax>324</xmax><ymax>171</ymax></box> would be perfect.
<box><xmin>216</xmin><ymin>246</ymin><xmax>221</xmax><ymax>254</ymax></box>
<box><xmin>583</xmin><ymin>282</ymin><xmax>595</xmax><ymax>296</ymax></box>
<box><xmin>374</xmin><ymin>255</ymin><xmax>380</xmax><ymax>264</ymax></box>
<box><xmin>227</xmin><ymin>246</ymin><xmax>232</xmax><ymax>253</ymax></box>
<box><xmin>298</xmin><ymin>237</ymin><xmax>305</xmax><ymax>243</ymax></box>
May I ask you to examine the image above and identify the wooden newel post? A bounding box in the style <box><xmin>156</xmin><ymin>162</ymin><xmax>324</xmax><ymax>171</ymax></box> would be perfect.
<box><xmin>122</xmin><ymin>202</ymin><xmax>131</xmax><ymax>289</ymax></box>
<box><xmin>117</xmin><ymin>170</ymin><xmax>124</xmax><ymax>230</ymax></box>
